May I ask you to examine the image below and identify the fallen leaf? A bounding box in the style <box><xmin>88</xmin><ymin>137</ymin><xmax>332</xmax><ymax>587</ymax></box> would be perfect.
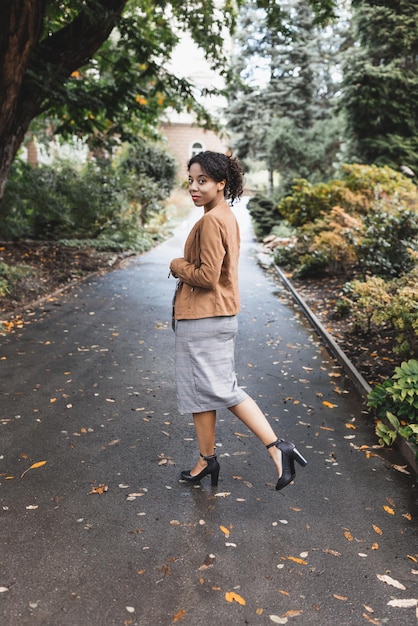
<box><xmin>383</xmin><ymin>505</ymin><xmax>395</xmax><ymax>515</ymax></box>
<box><xmin>323</xmin><ymin>401</ymin><xmax>337</xmax><ymax>408</ymax></box>
<box><xmin>214</xmin><ymin>492</ymin><xmax>231</xmax><ymax>498</ymax></box>
<box><xmin>323</xmin><ymin>549</ymin><xmax>341</xmax><ymax>557</ymax></box>
<box><xmin>407</xmin><ymin>555</ymin><xmax>418</xmax><ymax>562</ymax></box>
<box><xmin>0</xmin><ymin>587</ymin><xmax>9</xmax><ymax>593</ymax></box>
<box><xmin>372</xmin><ymin>525</ymin><xmax>382</xmax><ymax>535</ymax></box>
<box><xmin>287</xmin><ymin>556</ymin><xmax>307</xmax><ymax>565</ymax></box>
<box><xmin>371</xmin><ymin>543</ymin><xmax>379</xmax><ymax>550</ymax></box>
<box><xmin>376</xmin><ymin>574</ymin><xmax>406</xmax><ymax>590</ymax></box>
<box><xmin>283</xmin><ymin>610</ymin><xmax>303</xmax><ymax>617</ymax></box>
<box><xmin>362</xmin><ymin>613</ymin><xmax>382</xmax><ymax>625</ymax></box>
<box><xmin>333</xmin><ymin>594</ymin><xmax>348</xmax><ymax>601</ymax></box>
<box><xmin>344</xmin><ymin>530</ymin><xmax>353</xmax><ymax>541</ymax></box>
<box><xmin>269</xmin><ymin>616</ymin><xmax>288</xmax><ymax>624</ymax></box>
<box><xmin>89</xmin><ymin>484</ymin><xmax>108</xmax><ymax>495</ymax></box>
<box><xmin>387</xmin><ymin>599</ymin><xmax>417</xmax><ymax>608</ymax></box>
<box><xmin>220</xmin><ymin>525</ymin><xmax>230</xmax><ymax>538</ymax></box>
<box><xmin>403</xmin><ymin>513</ymin><xmax>412</xmax><ymax>521</ymax></box>
<box><xmin>20</xmin><ymin>460</ymin><xmax>47</xmax><ymax>478</ymax></box>
<box><xmin>345</xmin><ymin>423</ymin><xmax>356</xmax><ymax>429</ymax></box>
<box><xmin>225</xmin><ymin>591</ymin><xmax>246</xmax><ymax>605</ymax></box>
<box><xmin>173</xmin><ymin>609</ymin><xmax>186</xmax><ymax>621</ymax></box>
<box><xmin>392</xmin><ymin>464</ymin><xmax>410</xmax><ymax>475</ymax></box>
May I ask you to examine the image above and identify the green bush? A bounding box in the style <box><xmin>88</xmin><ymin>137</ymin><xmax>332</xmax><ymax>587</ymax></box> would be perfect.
<box><xmin>0</xmin><ymin>138</ymin><xmax>176</xmax><ymax>244</ymax></box>
<box><xmin>344</xmin><ymin>268</ymin><xmax>418</xmax><ymax>356</ymax></box>
<box><xmin>247</xmin><ymin>194</ymin><xmax>282</xmax><ymax>238</ymax></box>
<box><xmin>368</xmin><ymin>359</ymin><xmax>418</xmax><ymax>451</ymax></box>
<box><xmin>355</xmin><ymin>209</ymin><xmax>418</xmax><ymax>278</ymax></box>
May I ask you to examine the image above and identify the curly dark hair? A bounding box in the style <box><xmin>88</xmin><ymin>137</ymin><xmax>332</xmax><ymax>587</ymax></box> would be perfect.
<box><xmin>187</xmin><ymin>151</ymin><xmax>244</xmax><ymax>203</ymax></box>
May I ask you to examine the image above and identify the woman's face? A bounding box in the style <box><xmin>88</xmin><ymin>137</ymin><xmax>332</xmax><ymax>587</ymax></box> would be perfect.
<box><xmin>188</xmin><ymin>163</ymin><xmax>226</xmax><ymax>211</ymax></box>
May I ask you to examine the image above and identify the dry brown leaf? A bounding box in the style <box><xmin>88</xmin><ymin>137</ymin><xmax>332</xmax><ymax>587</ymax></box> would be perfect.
<box><xmin>362</xmin><ymin>613</ymin><xmax>382</xmax><ymax>625</ymax></box>
<box><xmin>225</xmin><ymin>591</ymin><xmax>246</xmax><ymax>605</ymax></box>
<box><xmin>172</xmin><ymin>609</ymin><xmax>186</xmax><ymax>622</ymax></box>
<box><xmin>323</xmin><ymin>549</ymin><xmax>342</xmax><ymax>557</ymax></box>
<box><xmin>283</xmin><ymin>610</ymin><xmax>303</xmax><ymax>617</ymax></box>
<box><xmin>407</xmin><ymin>555</ymin><xmax>418</xmax><ymax>563</ymax></box>
<box><xmin>372</xmin><ymin>524</ymin><xmax>382</xmax><ymax>535</ymax></box>
<box><xmin>89</xmin><ymin>484</ymin><xmax>108</xmax><ymax>495</ymax></box>
<box><xmin>376</xmin><ymin>574</ymin><xmax>406</xmax><ymax>590</ymax></box>
<box><xmin>387</xmin><ymin>599</ymin><xmax>418</xmax><ymax>608</ymax></box>
<box><xmin>333</xmin><ymin>594</ymin><xmax>348</xmax><ymax>601</ymax></box>
<box><xmin>344</xmin><ymin>530</ymin><xmax>353</xmax><ymax>541</ymax></box>
<box><xmin>278</xmin><ymin>589</ymin><xmax>289</xmax><ymax>596</ymax></box>
<box><xmin>392</xmin><ymin>464</ymin><xmax>410</xmax><ymax>475</ymax></box>
<box><xmin>371</xmin><ymin>543</ymin><xmax>379</xmax><ymax>550</ymax></box>
<box><xmin>403</xmin><ymin>513</ymin><xmax>412</xmax><ymax>521</ymax></box>
<box><xmin>256</xmin><ymin>608</ymin><xmax>264</xmax><ymax>615</ymax></box>
<box><xmin>345</xmin><ymin>423</ymin><xmax>356</xmax><ymax>429</ymax></box>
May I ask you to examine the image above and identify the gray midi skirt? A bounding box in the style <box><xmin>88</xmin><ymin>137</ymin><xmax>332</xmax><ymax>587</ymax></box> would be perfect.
<box><xmin>174</xmin><ymin>316</ymin><xmax>248</xmax><ymax>414</ymax></box>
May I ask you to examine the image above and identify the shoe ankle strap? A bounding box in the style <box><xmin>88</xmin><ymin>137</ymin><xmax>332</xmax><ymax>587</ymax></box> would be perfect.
<box><xmin>200</xmin><ymin>452</ymin><xmax>217</xmax><ymax>461</ymax></box>
<box><xmin>266</xmin><ymin>439</ymin><xmax>281</xmax><ymax>449</ymax></box>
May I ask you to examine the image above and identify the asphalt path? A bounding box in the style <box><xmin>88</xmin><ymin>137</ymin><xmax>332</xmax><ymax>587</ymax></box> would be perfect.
<box><xmin>1</xmin><ymin>200</ymin><xmax>417</xmax><ymax>626</ymax></box>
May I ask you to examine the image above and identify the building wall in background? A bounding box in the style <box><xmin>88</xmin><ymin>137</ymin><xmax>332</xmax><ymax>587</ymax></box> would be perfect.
<box><xmin>160</xmin><ymin>122</ymin><xmax>229</xmax><ymax>181</ymax></box>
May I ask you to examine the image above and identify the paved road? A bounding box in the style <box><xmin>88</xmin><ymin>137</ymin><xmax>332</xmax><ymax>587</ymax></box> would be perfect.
<box><xmin>1</xmin><ymin>201</ymin><xmax>417</xmax><ymax>626</ymax></box>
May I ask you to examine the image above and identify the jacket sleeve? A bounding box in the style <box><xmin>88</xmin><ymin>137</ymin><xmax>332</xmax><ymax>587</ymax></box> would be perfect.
<box><xmin>170</xmin><ymin>214</ymin><xmax>225</xmax><ymax>289</ymax></box>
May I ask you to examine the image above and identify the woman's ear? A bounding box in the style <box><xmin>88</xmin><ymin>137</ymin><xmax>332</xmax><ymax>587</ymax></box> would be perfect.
<box><xmin>217</xmin><ymin>179</ymin><xmax>226</xmax><ymax>192</ymax></box>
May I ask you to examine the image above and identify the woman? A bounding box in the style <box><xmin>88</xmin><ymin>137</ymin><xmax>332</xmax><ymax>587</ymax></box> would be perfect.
<box><xmin>169</xmin><ymin>151</ymin><xmax>307</xmax><ymax>490</ymax></box>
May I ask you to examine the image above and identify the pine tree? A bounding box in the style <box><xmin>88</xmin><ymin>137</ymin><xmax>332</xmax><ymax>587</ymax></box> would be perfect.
<box><xmin>342</xmin><ymin>0</ymin><xmax>418</xmax><ymax>173</ymax></box>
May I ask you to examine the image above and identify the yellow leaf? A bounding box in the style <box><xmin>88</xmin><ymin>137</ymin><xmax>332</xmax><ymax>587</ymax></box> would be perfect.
<box><xmin>345</xmin><ymin>423</ymin><xmax>356</xmax><ymax>429</ymax></box>
<box><xmin>372</xmin><ymin>524</ymin><xmax>382</xmax><ymax>535</ymax></box>
<box><xmin>50</xmin><ymin>397</ymin><xmax>57</xmax><ymax>403</ymax></box>
<box><xmin>220</xmin><ymin>525</ymin><xmax>230</xmax><ymax>538</ymax></box>
<box><xmin>323</xmin><ymin>401</ymin><xmax>337</xmax><ymax>408</ymax></box>
<box><xmin>225</xmin><ymin>592</ymin><xmax>246</xmax><ymax>605</ymax></box>
<box><xmin>403</xmin><ymin>513</ymin><xmax>412</xmax><ymax>521</ymax></box>
<box><xmin>319</xmin><ymin>426</ymin><xmax>335</xmax><ymax>431</ymax></box>
<box><xmin>20</xmin><ymin>460</ymin><xmax>47</xmax><ymax>478</ymax></box>
<box><xmin>256</xmin><ymin>608</ymin><xmax>264</xmax><ymax>615</ymax></box>
<box><xmin>284</xmin><ymin>610</ymin><xmax>303</xmax><ymax>617</ymax></box>
<box><xmin>344</xmin><ymin>530</ymin><xmax>353</xmax><ymax>541</ymax></box>
<box><xmin>89</xmin><ymin>484</ymin><xmax>108</xmax><ymax>495</ymax></box>
<box><xmin>383</xmin><ymin>505</ymin><xmax>395</xmax><ymax>515</ymax></box>
<box><xmin>371</xmin><ymin>543</ymin><xmax>379</xmax><ymax>550</ymax></box>
<box><xmin>173</xmin><ymin>608</ymin><xmax>186</xmax><ymax>622</ymax></box>
<box><xmin>287</xmin><ymin>556</ymin><xmax>307</xmax><ymax>565</ymax></box>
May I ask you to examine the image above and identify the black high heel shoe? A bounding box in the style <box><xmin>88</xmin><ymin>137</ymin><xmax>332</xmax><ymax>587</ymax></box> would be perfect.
<box><xmin>267</xmin><ymin>439</ymin><xmax>307</xmax><ymax>491</ymax></box>
<box><xmin>180</xmin><ymin>453</ymin><xmax>220</xmax><ymax>487</ymax></box>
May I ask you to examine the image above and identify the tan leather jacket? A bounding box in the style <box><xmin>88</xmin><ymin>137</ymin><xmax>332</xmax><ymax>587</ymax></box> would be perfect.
<box><xmin>170</xmin><ymin>204</ymin><xmax>241</xmax><ymax>320</ymax></box>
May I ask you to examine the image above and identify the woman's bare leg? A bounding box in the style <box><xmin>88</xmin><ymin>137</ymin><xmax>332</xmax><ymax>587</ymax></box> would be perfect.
<box><xmin>188</xmin><ymin>410</ymin><xmax>217</xmax><ymax>476</ymax></box>
<box><xmin>228</xmin><ymin>397</ymin><xmax>283</xmax><ymax>476</ymax></box>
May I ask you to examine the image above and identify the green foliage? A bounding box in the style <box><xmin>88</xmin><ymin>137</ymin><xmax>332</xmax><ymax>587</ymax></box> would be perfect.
<box><xmin>247</xmin><ymin>194</ymin><xmax>282</xmax><ymax>238</ymax></box>
<box><xmin>0</xmin><ymin>139</ymin><xmax>176</xmax><ymax>245</ymax></box>
<box><xmin>344</xmin><ymin>268</ymin><xmax>418</xmax><ymax>356</ymax></box>
<box><xmin>355</xmin><ymin>208</ymin><xmax>418</xmax><ymax>278</ymax></box>
<box><xmin>342</xmin><ymin>0</ymin><xmax>418</xmax><ymax>174</ymax></box>
<box><xmin>0</xmin><ymin>262</ymin><xmax>32</xmax><ymax>298</ymax></box>
<box><xmin>227</xmin><ymin>0</ymin><xmax>344</xmax><ymax>190</ymax></box>
<box><xmin>368</xmin><ymin>359</ymin><xmax>418</xmax><ymax>449</ymax></box>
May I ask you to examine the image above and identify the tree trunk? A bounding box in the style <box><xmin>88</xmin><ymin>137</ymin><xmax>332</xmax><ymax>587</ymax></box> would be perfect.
<box><xmin>0</xmin><ymin>0</ymin><xmax>127</xmax><ymax>202</ymax></box>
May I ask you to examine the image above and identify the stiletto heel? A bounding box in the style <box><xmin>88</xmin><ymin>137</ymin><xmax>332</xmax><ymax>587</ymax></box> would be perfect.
<box><xmin>180</xmin><ymin>452</ymin><xmax>220</xmax><ymax>487</ymax></box>
<box><xmin>266</xmin><ymin>439</ymin><xmax>307</xmax><ymax>491</ymax></box>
